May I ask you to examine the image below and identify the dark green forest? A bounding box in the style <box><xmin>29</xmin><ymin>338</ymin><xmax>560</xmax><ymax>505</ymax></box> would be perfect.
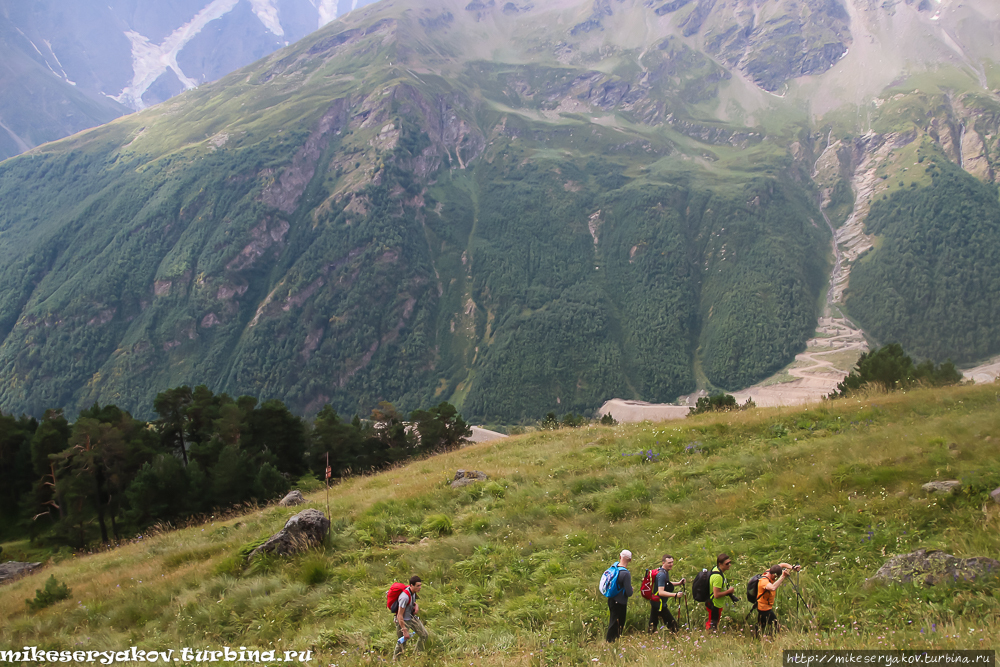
<box><xmin>0</xmin><ymin>83</ymin><xmax>831</xmax><ymax>423</ymax></box>
<box><xmin>0</xmin><ymin>387</ymin><xmax>471</xmax><ymax>548</ymax></box>
<box><xmin>846</xmin><ymin>156</ymin><xmax>1000</xmax><ymax>363</ymax></box>
<box><xmin>0</xmin><ymin>10</ymin><xmax>839</xmax><ymax>424</ymax></box>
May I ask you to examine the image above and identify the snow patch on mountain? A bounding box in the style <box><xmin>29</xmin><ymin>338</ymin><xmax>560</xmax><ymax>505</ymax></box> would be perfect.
<box><xmin>249</xmin><ymin>0</ymin><xmax>285</xmax><ymax>36</ymax></box>
<box><xmin>15</xmin><ymin>28</ymin><xmax>77</xmax><ymax>86</ymax></box>
<box><xmin>114</xmin><ymin>0</ymin><xmax>241</xmax><ymax>109</ymax></box>
<box><xmin>314</xmin><ymin>0</ymin><xmax>339</xmax><ymax>27</ymax></box>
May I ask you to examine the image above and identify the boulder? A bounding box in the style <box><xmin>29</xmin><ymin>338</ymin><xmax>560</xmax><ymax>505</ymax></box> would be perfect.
<box><xmin>278</xmin><ymin>490</ymin><xmax>306</xmax><ymax>507</ymax></box>
<box><xmin>250</xmin><ymin>509</ymin><xmax>330</xmax><ymax>558</ymax></box>
<box><xmin>0</xmin><ymin>561</ymin><xmax>42</xmax><ymax>585</ymax></box>
<box><xmin>921</xmin><ymin>480</ymin><xmax>961</xmax><ymax>494</ymax></box>
<box><xmin>869</xmin><ymin>549</ymin><xmax>1000</xmax><ymax>586</ymax></box>
<box><xmin>451</xmin><ymin>469</ymin><xmax>488</xmax><ymax>488</ymax></box>
<box><xmin>991</xmin><ymin>487</ymin><xmax>1000</xmax><ymax>506</ymax></box>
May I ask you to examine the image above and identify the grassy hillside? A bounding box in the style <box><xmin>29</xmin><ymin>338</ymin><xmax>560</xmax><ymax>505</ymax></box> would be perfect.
<box><xmin>2</xmin><ymin>383</ymin><xmax>998</xmax><ymax>665</ymax></box>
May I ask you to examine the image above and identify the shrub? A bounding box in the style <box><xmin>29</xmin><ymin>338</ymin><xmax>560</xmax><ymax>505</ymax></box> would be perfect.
<box><xmin>689</xmin><ymin>393</ymin><xmax>754</xmax><ymax>414</ymax></box>
<box><xmin>461</xmin><ymin>515</ymin><xmax>491</xmax><ymax>533</ymax></box>
<box><xmin>421</xmin><ymin>514</ymin><xmax>454</xmax><ymax>537</ymax></box>
<box><xmin>604</xmin><ymin>500</ymin><xmax>626</xmax><ymax>521</ymax></box>
<box><xmin>299</xmin><ymin>556</ymin><xmax>330</xmax><ymax>586</ymax></box>
<box><xmin>831</xmin><ymin>343</ymin><xmax>962</xmax><ymax>397</ymax></box>
<box><xmin>26</xmin><ymin>575</ymin><xmax>71</xmax><ymax>611</ymax></box>
<box><xmin>483</xmin><ymin>481</ymin><xmax>506</xmax><ymax>498</ymax></box>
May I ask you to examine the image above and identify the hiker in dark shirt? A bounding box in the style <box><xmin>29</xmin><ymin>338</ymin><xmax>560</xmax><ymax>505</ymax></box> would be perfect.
<box><xmin>649</xmin><ymin>553</ymin><xmax>685</xmax><ymax>632</ymax></box>
<box><xmin>606</xmin><ymin>549</ymin><xmax>633</xmax><ymax>642</ymax></box>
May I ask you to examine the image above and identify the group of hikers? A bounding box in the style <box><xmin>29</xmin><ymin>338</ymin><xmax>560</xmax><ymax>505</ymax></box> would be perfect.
<box><xmin>385</xmin><ymin>553</ymin><xmax>802</xmax><ymax>659</ymax></box>
<box><xmin>601</xmin><ymin>550</ymin><xmax>802</xmax><ymax>642</ymax></box>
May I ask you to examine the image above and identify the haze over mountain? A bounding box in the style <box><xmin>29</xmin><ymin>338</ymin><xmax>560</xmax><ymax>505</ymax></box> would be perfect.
<box><xmin>0</xmin><ymin>0</ymin><xmax>998</xmax><ymax>422</ymax></box>
<box><xmin>0</xmin><ymin>0</ymin><xmax>381</xmax><ymax>160</ymax></box>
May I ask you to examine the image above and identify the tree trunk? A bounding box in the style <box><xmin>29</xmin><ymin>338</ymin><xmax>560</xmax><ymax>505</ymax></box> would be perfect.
<box><xmin>94</xmin><ymin>466</ymin><xmax>109</xmax><ymax>544</ymax></box>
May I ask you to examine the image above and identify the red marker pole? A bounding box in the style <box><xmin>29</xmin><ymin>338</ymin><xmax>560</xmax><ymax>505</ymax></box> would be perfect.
<box><xmin>325</xmin><ymin>453</ymin><xmax>332</xmax><ymax>523</ymax></box>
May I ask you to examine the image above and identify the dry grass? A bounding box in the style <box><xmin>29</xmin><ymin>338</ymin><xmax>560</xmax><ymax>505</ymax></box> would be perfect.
<box><xmin>2</xmin><ymin>384</ymin><xmax>999</xmax><ymax>665</ymax></box>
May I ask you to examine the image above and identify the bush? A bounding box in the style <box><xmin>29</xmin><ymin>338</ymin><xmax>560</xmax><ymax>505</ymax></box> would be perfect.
<box><xmin>689</xmin><ymin>393</ymin><xmax>753</xmax><ymax>414</ymax></box>
<box><xmin>421</xmin><ymin>514</ymin><xmax>453</xmax><ymax>537</ymax></box>
<box><xmin>483</xmin><ymin>481</ymin><xmax>506</xmax><ymax>499</ymax></box>
<box><xmin>830</xmin><ymin>343</ymin><xmax>962</xmax><ymax>397</ymax></box>
<box><xmin>299</xmin><ymin>556</ymin><xmax>330</xmax><ymax>586</ymax></box>
<box><xmin>26</xmin><ymin>575</ymin><xmax>71</xmax><ymax>611</ymax></box>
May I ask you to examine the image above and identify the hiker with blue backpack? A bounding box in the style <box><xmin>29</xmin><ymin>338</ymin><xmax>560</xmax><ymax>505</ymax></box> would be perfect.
<box><xmin>388</xmin><ymin>576</ymin><xmax>426</xmax><ymax>660</ymax></box>
<box><xmin>599</xmin><ymin>549</ymin><xmax>634</xmax><ymax>642</ymax></box>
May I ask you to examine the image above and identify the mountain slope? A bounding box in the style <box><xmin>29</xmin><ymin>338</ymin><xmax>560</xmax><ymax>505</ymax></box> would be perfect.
<box><xmin>1</xmin><ymin>384</ymin><xmax>998</xmax><ymax>663</ymax></box>
<box><xmin>0</xmin><ymin>0</ymin><xmax>998</xmax><ymax>420</ymax></box>
<box><xmin>0</xmin><ymin>0</ymin><xmax>383</xmax><ymax>159</ymax></box>
<box><xmin>0</xmin><ymin>14</ymin><xmax>126</xmax><ymax>160</ymax></box>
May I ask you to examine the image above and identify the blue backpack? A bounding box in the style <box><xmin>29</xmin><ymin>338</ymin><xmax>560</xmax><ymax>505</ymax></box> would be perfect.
<box><xmin>599</xmin><ymin>564</ymin><xmax>624</xmax><ymax>598</ymax></box>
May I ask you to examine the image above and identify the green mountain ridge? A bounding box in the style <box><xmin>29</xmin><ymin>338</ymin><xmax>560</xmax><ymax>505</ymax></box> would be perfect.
<box><xmin>0</xmin><ymin>0</ymin><xmax>998</xmax><ymax>421</ymax></box>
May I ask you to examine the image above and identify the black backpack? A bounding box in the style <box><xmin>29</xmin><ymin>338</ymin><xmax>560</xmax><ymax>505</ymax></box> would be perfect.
<box><xmin>746</xmin><ymin>573</ymin><xmax>764</xmax><ymax>606</ymax></box>
<box><xmin>692</xmin><ymin>568</ymin><xmax>712</xmax><ymax>603</ymax></box>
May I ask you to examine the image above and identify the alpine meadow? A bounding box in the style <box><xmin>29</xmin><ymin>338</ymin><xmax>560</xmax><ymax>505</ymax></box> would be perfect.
<box><xmin>2</xmin><ymin>0</ymin><xmax>1000</xmax><ymax>663</ymax></box>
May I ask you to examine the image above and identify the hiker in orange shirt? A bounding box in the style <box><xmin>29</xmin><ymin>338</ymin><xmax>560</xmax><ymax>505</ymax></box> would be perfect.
<box><xmin>756</xmin><ymin>563</ymin><xmax>800</xmax><ymax>635</ymax></box>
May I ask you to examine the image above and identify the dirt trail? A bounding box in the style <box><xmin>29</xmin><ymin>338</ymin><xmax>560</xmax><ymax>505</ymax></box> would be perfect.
<box><xmin>728</xmin><ymin>210</ymin><xmax>869</xmax><ymax>407</ymax></box>
<box><xmin>729</xmin><ymin>315</ymin><xmax>867</xmax><ymax>407</ymax></box>
<box><xmin>962</xmin><ymin>356</ymin><xmax>1000</xmax><ymax>384</ymax></box>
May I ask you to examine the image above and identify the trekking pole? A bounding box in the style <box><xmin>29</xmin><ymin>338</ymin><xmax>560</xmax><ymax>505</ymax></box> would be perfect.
<box><xmin>786</xmin><ymin>576</ymin><xmax>817</xmax><ymax>625</ymax></box>
<box><xmin>796</xmin><ymin>570</ymin><xmax>800</xmax><ymax>618</ymax></box>
<box><xmin>682</xmin><ymin>583</ymin><xmax>690</xmax><ymax>629</ymax></box>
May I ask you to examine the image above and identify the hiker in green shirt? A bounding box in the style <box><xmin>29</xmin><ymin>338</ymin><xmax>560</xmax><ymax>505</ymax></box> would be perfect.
<box><xmin>705</xmin><ymin>553</ymin><xmax>736</xmax><ymax>630</ymax></box>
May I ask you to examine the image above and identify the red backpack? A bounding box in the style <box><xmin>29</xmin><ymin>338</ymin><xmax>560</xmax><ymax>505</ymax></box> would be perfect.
<box><xmin>640</xmin><ymin>568</ymin><xmax>661</xmax><ymax>601</ymax></box>
<box><xmin>386</xmin><ymin>583</ymin><xmax>409</xmax><ymax>612</ymax></box>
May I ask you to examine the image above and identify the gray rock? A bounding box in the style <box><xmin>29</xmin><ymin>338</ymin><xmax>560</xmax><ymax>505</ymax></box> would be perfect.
<box><xmin>991</xmin><ymin>487</ymin><xmax>1000</xmax><ymax>506</ymax></box>
<box><xmin>0</xmin><ymin>561</ymin><xmax>42</xmax><ymax>585</ymax></box>
<box><xmin>451</xmin><ymin>469</ymin><xmax>489</xmax><ymax>488</ymax></box>
<box><xmin>278</xmin><ymin>490</ymin><xmax>306</xmax><ymax>507</ymax></box>
<box><xmin>250</xmin><ymin>509</ymin><xmax>330</xmax><ymax>558</ymax></box>
<box><xmin>869</xmin><ymin>549</ymin><xmax>1000</xmax><ymax>586</ymax></box>
<box><xmin>921</xmin><ymin>480</ymin><xmax>961</xmax><ymax>494</ymax></box>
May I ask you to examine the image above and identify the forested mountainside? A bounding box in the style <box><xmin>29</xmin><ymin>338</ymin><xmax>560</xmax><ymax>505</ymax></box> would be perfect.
<box><xmin>0</xmin><ymin>0</ymin><xmax>998</xmax><ymax>422</ymax></box>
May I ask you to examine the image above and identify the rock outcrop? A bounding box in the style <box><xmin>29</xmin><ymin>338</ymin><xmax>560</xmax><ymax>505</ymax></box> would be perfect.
<box><xmin>278</xmin><ymin>490</ymin><xmax>306</xmax><ymax>507</ymax></box>
<box><xmin>869</xmin><ymin>549</ymin><xmax>1000</xmax><ymax>586</ymax></box>
<box><xmin>921</xmin><ymin>480</ymin><xmax>962</xmax><ymax>495</ymax></box>
<box><xmin>0</xmin><ymin>561</ymin><xmax>42</xmax><ymax>585</ymax></box>
<box><xmin>249</xmin><ymin>509</ymin><xmax>330</xmax><ymax>558</ymax></box>
<box><xmin>451</xmin><ymin>470</ymin><xmax>489</xmax><ymax>488</ymax></box>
